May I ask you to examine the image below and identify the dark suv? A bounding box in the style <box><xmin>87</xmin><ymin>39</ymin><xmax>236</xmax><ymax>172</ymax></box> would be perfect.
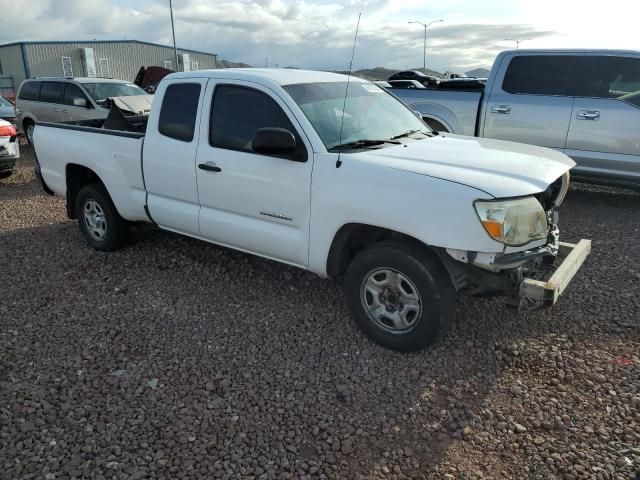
<box><xmin>388</xmin><ymin>70</ymin><xmax>439</xmax><ymax>87</ymax></box>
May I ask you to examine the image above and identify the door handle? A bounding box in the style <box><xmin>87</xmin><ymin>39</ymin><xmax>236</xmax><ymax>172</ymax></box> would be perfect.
<box><xmin>576</xmin><ymin>110</ymin><xmax>600</xmax><ymax>120</ymax></box>
<box><xmin>491</xmin><ymin>105</ymin><xmax>511</xmax><ymax>114</ymax></box>
<box><xmin>198</xmin><ymin>163</ymin><xmax>222</xmax><ymax>172</ymax></box>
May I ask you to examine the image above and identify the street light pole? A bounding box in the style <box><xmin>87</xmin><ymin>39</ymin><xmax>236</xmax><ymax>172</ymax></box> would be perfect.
<box><xmin>169</xmin><ymin>0</ymin><xmax>179</xmax><ymax>70</ymax></box>
<box><xmin>408</xmin><ymin>19</ymin><xmax>444</xmax><ymax>72</ymax></box>
<box><xmin>505</xmin><ymin>38</ymin><xmax>530</xmax><ymax>49</ymax></box>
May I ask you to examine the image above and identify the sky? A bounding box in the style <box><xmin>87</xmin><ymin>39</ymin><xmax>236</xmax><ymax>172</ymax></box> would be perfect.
<box><xmin>1</xmin><ymin>0</ymin><xmax>639</xmax><ymax>73</ymax></box>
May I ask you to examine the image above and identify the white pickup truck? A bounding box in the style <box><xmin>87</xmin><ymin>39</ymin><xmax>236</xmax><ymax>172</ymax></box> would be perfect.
<box><xmin>33</xmin><ymin>69</ymin><xmax>591</xmax><ymax>351</ymax></box>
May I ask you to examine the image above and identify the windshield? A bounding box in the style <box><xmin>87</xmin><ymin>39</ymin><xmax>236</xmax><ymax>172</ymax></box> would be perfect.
<box><xmin>82</xmin><ymin>82</ymin><xmax>146</xmax><ymax>105</ymax></box>
<box><xmin>0</xmin><ymin>96</ymin><xmax>13</xmax><ymax>108</ymax></box>
<box><xmin>283</xmin><ymin>81</ymin><xmax>429</xmax><ymax>150</ymax></box>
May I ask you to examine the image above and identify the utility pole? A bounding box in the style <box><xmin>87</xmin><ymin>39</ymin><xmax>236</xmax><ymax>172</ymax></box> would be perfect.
<box><xmin>265</xmin><ymin>58</ymin><xmax>268</xmax><ymax>68</ymax></box>
<box><xmin>408</xmin><ymin>19</ymin><xmax>444</xmax><ymax>71</ymax></box>
<box><xmin>169</xmin><ymin>0</ymin><xmax>179</xmax><ymax>70</ymax></box>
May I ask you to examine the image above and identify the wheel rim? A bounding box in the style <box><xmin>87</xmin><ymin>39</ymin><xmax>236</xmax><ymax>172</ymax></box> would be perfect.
<box><xmin>360</xmin><ymin>268</ymin><xmax>423</xmax><ymax>334</ymax></box>
<box><xmin>83</xmin><ymin>199</ymin><xmax>107</xmax><ymax>241</ymax></box>
<box><xmin>26</xmin><ymin>125</ymin><xmax>34</xmax><ymax>144</ymax></box>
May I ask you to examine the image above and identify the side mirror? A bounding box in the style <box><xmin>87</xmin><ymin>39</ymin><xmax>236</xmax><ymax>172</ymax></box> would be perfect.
<box><xmin>252</xmin><ymin>127</ymin><xmax>297</xmax><ymax>157</ymax></box>
<box><xmin>73</xmin><ymin>98</ymin><xmax>88</xmax><ymax>107</ymax></box>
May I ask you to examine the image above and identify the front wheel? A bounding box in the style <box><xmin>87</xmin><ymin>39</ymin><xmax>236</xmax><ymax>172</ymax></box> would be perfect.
<box><xmin>76</xmin><ymin>183</ymin><xmax>130</xmax><ymax>251</ymax></box>
<box><xmin>25</xmin><ymin>123</ymin><xmax>35</xmax><ymax>145</ymax></box>
<box><xmin>343</xmin><ymin>240</ymin><xmax>455</xmax><ymax>351</ymax></box>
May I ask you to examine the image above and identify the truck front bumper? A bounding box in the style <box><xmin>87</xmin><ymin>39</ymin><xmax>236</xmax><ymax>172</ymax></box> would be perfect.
<box><xmin>520</xmin><ymin>239</ymin><xmax>591</xmax><ymax>307</ymax></box>
<box><xmin>443</xmin><ymin>236</ymin><xmax>591</xmax><ymax>308</ymax></box>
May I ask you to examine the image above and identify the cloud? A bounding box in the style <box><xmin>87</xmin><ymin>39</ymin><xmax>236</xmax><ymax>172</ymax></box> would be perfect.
<box><xmin>0</xmin><ymin>0</ymin><xmax>560</xmax><ymax>72</ymax></box>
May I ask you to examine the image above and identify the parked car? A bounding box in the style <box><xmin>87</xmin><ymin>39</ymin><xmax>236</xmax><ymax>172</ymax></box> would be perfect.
<box><xmin>388</xmin><ymin>70</ymin><xmax>439</xmax><ymax>87</ymax></box>
<box><xmin>388</xmin><ymin>80</ymin><xmax>426</xmax><ymax>89</ymax></box>
<box><xmin>393</xmin><ymin>50</ymin><xmax>640</xmax><ymax>189</ymax></box>
<box><xmin>32</xmin><ymin>69</ymin><xmax>590</xmax><ymax>351</ymax></box>
<box><xmin>0</xmin><ymin>119</ymin><xmax>19</xmax><ymax>179</ymax></box>
<box><xmin>15</xmin><ymin>77</ymin><xmax>153</xmax><ymax>144</ymax></box>
<box><xmin>0</xmin><ymin>95</ymin><xmax>16</xmax><ymax>123</ymax></box>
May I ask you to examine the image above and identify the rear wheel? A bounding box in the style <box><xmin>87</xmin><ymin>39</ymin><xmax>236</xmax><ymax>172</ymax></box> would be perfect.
<box><xmin>76</xmin><ymin>183</ymin><xmax>130</xmax><ymax>251</ymax></box>
<box><xmin>343</xmin><ymin>240</ymin><xmax>455</xmax><ymax>351</ymax></box>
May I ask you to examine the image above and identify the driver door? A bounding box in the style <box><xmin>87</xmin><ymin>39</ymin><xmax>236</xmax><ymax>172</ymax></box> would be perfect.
<box><xmin>195</xmin><ymin>81</ymin><xmax>314</xmax><ymax>267</ymax></box>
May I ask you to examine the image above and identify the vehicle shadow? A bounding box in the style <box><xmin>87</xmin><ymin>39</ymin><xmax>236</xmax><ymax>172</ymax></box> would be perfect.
<box><xmin>1</xmin><ymin>184</ymin><xmax>638</xmax><ymax>479</ymax></box>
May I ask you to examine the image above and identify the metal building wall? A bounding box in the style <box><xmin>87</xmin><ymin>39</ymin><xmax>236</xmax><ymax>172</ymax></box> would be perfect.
<box><xmin>0</xmin><ymin>44</ymin><xmax>28</xmax><ymax>90</ymax></box>
<box><xmin>23</xmin><ymin>41</ymin><xmax>217</xmax><ymax>82</ymax></box>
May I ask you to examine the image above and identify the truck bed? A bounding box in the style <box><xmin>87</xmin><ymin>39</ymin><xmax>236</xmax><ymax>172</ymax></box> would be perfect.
<box><xmin>34</xmin><ymin>112</ymin><xmax>150</xmax><ymax>223</ymax></box>
<box><xmin>392</xmin><ymin>88</ymin><xmax>483</xmax><ymax>136</ymax></box>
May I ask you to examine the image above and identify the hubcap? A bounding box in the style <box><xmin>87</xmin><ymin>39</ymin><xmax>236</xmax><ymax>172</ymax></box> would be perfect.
<box><xmin>361</xmin><ymin>268</ymin><xmax>422</xmax><ymax>334</ymax></box>
<box><xmin>83</xmin><ymin>199</ymin><xmax>107</xmax><ymax>241</ymax></box>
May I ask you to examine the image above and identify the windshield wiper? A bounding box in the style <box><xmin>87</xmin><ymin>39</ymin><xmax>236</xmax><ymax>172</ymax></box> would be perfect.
<box><xmin>390</xmin><ymin>129</ymin><xmax>431</xmax><ymax>140</ymax></box>
<box><xmin>329</xmin><ymin>139</ymin><xmax>401</xmax><ymax>152</ymax></box>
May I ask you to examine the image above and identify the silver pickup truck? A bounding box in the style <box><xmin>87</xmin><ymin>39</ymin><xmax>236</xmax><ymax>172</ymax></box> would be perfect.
<box><xmin>393</xmin><ymin>50</ymin><xmax>640</xmax><ymax>189</ymax></box>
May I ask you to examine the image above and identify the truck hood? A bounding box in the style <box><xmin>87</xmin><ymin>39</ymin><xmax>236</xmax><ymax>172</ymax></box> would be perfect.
<box><xmin>359</xmin><ymin>133</ymin><xmax>575</xmax><ymax>198</ymax></box>
<box><xmin>108</xmin><ymin>95</ymin><xmax>153</xmax><ymax>116</ymax></box>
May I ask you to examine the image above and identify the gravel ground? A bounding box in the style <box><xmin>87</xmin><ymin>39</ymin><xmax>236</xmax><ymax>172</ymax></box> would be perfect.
<box><xmin>1</xmin><ymin>147</ymin><xmax>639</xmax><ymax>480</ymax></box>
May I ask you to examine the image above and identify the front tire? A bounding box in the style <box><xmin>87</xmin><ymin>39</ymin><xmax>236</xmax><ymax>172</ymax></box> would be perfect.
<box><xmin>344</xmin><ymin>240</ymin><xmax>455</xmax><ymax>351</ymax></box>
<box><xmin>25</xmin><ymin>122</ymin><xmax>35</xmax><ymax>145</ymax></box>
<box><xmin>76</xmin><ymin>183</ymin><xmax>130</xmax><ymax>251</ymax></box>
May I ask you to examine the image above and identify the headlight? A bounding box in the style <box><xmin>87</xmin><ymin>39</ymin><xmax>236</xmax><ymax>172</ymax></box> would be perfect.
<box><xmin>474</xmin><ymin>197</ymin><xmax>548</xmax><ymax>246</ymax></box>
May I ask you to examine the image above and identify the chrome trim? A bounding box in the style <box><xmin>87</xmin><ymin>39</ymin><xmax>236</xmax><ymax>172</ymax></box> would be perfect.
<box><xmin>259</xmin><ymin>211</ymin><xmax>293</xmax><ymax>222</ymax></box>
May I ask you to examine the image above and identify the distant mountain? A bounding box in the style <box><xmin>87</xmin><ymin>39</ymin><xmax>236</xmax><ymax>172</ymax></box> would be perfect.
<box><xmin>333</xmin><ymin>67</ymin><xmax>443</xmax><ymax>81</ymax></box>
<box><xmin>217</xmin><ymin>59</ymin><xmax>252</xmax><ymax>69</ymax></box>
<box><xmin>465</xmin><ymin>68</ymin><xmax>491</xmax><ymax>78</ymax></box>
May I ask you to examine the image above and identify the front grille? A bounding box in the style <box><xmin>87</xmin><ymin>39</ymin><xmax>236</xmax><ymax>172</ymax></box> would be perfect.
<box><xmin>535</xmin><ymin>175</ymin><xmax>564</xmax><ymax>211</ymax></box>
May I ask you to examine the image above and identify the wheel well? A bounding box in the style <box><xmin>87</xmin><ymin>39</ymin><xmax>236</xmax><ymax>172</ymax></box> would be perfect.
<box><xmin>423</xmin><ymin>117</ymin><xmax>449</xmax><ymax>133</ymax></box>
<box><xmin>327</xmin><ymin>224</ymin><xmax>428</xmax><ymax>280</ymax></box>
<box><xmin>65</xmin><ymin>164</ymin><xmax>103</xmax><ymax>219</ymax></box>
<box><xmin>22</xmin><ymin>117</ymin><xmax>35</xmax><ymax>135</ymax></box>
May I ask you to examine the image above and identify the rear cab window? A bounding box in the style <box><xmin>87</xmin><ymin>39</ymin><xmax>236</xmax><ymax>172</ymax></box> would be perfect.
<box><xmin>18</xmin><ymin>81</ymin><xmax>41</xmax><ymax>101</ymax></box>
<box><xmin>502</xmin><ymin>56</ymin><xmax>574</xmax><ymax>96</ymax></box>
<box><xmin>158</xmin><ymin>83</ymin><xmax>201</xmax><ymax>142</ymax></box>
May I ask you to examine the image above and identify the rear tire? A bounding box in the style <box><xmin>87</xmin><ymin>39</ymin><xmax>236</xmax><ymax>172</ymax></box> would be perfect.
<box><xmin>343</xmin><ymin>240</ymin><xmax>455</xmax><ymax>351</ymax></box>
<box><xmin>76</xmin><ymin>183</ymin><xmax>130</xmax><ymax>251</ymax></box>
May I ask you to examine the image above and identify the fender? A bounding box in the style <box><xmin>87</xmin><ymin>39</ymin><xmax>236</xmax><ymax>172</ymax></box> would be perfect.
<box><xmin>405</xmin><ymin>101</ymin><xmax>463</xmax><ymax>134</ymax></box>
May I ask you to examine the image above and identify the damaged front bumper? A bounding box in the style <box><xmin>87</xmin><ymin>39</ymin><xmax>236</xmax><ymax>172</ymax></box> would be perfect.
<box><xmin>519</xmin><ymin>239</ymin><xmax>591</xmax><ymax>307</ymax></box>
<box><xmin>442</xmin><ymin>230</ymin><xmax>591</xmax><ymax>308</ymax></box>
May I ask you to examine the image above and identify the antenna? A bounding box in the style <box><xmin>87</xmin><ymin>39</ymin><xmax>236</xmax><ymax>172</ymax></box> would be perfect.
<box><xmin>336</xmin><ymin>13</ymin><xmax>362</xmax><ymax>169</ymax></box>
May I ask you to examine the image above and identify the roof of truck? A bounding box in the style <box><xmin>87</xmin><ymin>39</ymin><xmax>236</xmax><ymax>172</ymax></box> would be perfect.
<box><xmin>500</xmin><ymin>48</ymin><xmax>639</xmax><ymax>55</ymax></box>
<box><xmin>169</xmin><ymin>68</ymin><xmax>363</xmax><ymax>86</ymax></box>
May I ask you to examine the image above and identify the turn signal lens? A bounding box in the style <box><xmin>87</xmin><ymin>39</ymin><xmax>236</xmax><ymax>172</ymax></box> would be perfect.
<box><xmin>474</xmin><ymin>196</ymin><xmax>547</xmax><ymax>246</ymax></box>
<box><xmin>0</xmin><ymin>125</ymin><xmax>17</xmax><ymax>137</ymax></box>
<box><xmin>482</xmin><ymin>220</ymin><xmax>503</xmax><ymax>239</ymax></box>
